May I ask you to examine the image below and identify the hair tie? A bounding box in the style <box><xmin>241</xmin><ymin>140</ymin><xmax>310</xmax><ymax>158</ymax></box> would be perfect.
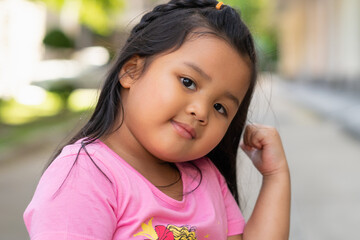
<box><xmin>216</xmin><ymin>1</ymin><xmax>224</xmax><ymax>10</ymax></box>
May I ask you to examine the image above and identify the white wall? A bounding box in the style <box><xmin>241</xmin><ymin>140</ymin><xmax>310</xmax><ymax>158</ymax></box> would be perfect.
<box><xmin>0</xmin><ymin>0</ymin><xmax>46</xmax><ymax>99</ymax></box>
<box><xmin>277</xmin><ymin>0</ymin><xmax>360</xmax><ymax>83</ymax></box>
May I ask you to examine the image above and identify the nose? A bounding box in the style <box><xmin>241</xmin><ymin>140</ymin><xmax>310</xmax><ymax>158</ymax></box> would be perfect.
<box><xmin>186</xmin><ymin>100</ymin><xmax>209</xmax><ymax>125</ymax></box>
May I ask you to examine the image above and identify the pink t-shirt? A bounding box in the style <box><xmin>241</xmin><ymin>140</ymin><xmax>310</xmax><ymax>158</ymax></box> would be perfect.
<box><xmin>24</xmin><ymin>139</ymin><xmax>245</xmax><ymax>240</ymax></box>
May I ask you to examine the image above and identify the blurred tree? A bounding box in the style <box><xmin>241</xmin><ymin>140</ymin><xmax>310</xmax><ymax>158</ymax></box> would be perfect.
<box><xmin>31</xmin><ymin>0</ymin><xmax>125</xmax><ymax>36</ymax></box>
<box><xmin>47</xmin><ymin>81</ymin><xmax>76</xmax><ymax>112</ymax></box>
<box><xmin>31</xmin><ymin>0</ymin><xmax>277</xmax><ymax>69</ymax></box>
<box><xmin>226</xmin><ymin>0</ymin><xmax>278</xmax><ymax>71</ymax></box>
<box><xmin>43</xmin><ymin>28</ymin><xmax>75</xmax><ymax>48</ymax></box>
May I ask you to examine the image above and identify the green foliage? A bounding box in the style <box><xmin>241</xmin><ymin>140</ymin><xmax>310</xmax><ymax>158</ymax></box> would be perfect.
<box><xmin>35</xmin><ymin>0</ymin><xmax>65</xmax><ymax>11</ymax></box>
<box><xmin>47</xmin><ymin>81</ymin><xmax>76</xmax><ymax>108</ymax></box>
<box><xmin>225</xmin><ymin>0</ymin><xmax>269</xmax><ymax>31</ymax></box>
<box><xmin>32</xmin><ymin>0</ymin><xmax>125</xmax><ymax>36</ymax></box>
<box><xmin>79</xmin><ymin>0</ymin><xmax>125</xmax><ymax>35</ymax></box>
<box><xmin>0</xmin><ymin>93</ymin><xmax>63</xmax><ymax>125</ymax></box>
<box><xmin>43</xmin><ymin>28</ymin><xmax>74</xmax><ymax>48</ymax></box>
<box><xmin>226</xmin><ymin>0</ymin><xmax>278</xmax><ymax>70</ymax></box>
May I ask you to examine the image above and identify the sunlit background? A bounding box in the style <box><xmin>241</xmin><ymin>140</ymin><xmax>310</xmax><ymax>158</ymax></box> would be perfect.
<box><xmin>0</xmin><ymin>0</ymin><xmax>359</xmax><ymax>239</ymax></box>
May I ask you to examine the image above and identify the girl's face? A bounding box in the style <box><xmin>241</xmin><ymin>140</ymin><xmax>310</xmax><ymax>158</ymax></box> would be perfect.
<box><xmin>119</xmin><ymin>36</ymin><xmax>251</xmax><ymax>162</ymax></box>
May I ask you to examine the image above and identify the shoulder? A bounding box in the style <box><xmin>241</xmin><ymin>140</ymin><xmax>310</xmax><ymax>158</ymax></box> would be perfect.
<box><xmin>24</xmin><ymin>139</ymin><xmax>120</xmax><ymax>240</ymax></box>
<box><xmin>43</xmin><ymin>139</ymin><xmax>122</xmax><ymax>193</ymax></box>
<box><xmin>53</xmin><ymin>139</ymin><xmax>118</xmax><ymax>176</ymax></box>
<box><xmin>56</xmin><ymin>138</ymin><xmax>115</xmax><ymax>162</ymax></box>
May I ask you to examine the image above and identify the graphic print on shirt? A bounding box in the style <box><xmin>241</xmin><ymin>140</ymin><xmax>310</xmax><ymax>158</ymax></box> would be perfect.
<box><xmin>134</xmin><ymin>217</ymin><xmax>198</xmax><ymax>240</ymax></box>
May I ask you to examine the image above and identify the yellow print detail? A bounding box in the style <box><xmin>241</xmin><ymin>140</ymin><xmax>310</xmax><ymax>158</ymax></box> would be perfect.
<box><xmin>167</xmin><ymin>225</ymin><xmax>197</xmax><ymax>240</ymax></box>
<box><xmin>134</xmin><ymin>218</ymin><xmax>198</xmax><ymax>240</ymax></box>
<box><xmin>133</xmin><ymin>217</ymin><xmax>158</xmax><ymax>240</ymax></box>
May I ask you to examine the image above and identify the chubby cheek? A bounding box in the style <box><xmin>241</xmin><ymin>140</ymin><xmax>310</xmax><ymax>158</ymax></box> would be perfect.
<box><xmin>155</xmin><ymin>78</ymin><xmax>182</xmax><ymax>112</ymax></box>
<box><xmin>196</xmin><ymin>124</ymin><xmax>229</xmax><ymax>156</ymax></box>
<box><xmin>137</xmin><ymin>77</ymin><xmax>179</xmax><ymax>118</ymax></box>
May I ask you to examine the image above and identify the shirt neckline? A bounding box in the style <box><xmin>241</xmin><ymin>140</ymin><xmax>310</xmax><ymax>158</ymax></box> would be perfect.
<box><xmin>95</xmin><ymin>139</ymin><xmax>188</xmax><ymax>208</ymax></box>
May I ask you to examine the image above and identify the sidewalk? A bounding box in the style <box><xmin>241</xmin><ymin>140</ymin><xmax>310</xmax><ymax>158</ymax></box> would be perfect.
<box><xmin>279</xmin><ymin>79</ymin><xmax>360</xmax><ymax>139</ymax></box>
<box><xmin>251</xmin><ymin>76</ymin><xmax>360</xmax><ymax>239</ymax></box>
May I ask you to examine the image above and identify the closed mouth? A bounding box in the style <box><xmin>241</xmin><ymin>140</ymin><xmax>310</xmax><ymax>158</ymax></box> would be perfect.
<box><xmin>171</xmin><ymin>120</ymin><xmax>196</xmax><ymax>139</ymax></box>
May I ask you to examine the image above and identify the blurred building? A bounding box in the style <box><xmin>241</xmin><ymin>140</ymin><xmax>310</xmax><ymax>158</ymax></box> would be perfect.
<box><xmin>0</xmin><ymin>0</ymin><xmax>166</xmax><ymax>99</ymax></box>
<box><xmin>276</xmin><ymin>0</ymin><xmax>360</xmax><ymax>90</ymax></box>
<box><xmin>0</xmin><ymin>0</ymin><xmax>46</xmax><ymax>99</ymax></box>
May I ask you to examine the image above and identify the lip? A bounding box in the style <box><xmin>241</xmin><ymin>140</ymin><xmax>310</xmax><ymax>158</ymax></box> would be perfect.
<box><xmin>171</xmin><ymin>120</ymin><xmax>196</xmax><ymax>139</ymax></box>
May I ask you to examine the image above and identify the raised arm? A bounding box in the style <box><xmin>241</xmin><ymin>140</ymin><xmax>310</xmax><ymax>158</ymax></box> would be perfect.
<box><xmin>236</xmin><ymin>124</ymin><xmax>291</xmax><ymax>240</ymax></box>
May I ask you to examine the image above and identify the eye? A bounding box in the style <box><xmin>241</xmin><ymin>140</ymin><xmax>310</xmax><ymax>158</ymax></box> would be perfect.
<box><xmin>214</xmin><ymin>103</ymin><xmax>227</xmax><ymax>115</ymax></box>
<box><xmin>180</xmin><ymin>77</ymin><xmax>196</xmax><ymax>90</ymax></box>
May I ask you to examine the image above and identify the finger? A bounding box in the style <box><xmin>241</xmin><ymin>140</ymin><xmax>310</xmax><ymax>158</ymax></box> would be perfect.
<box><xmin>240</xmin><ymin>141</ymin><xmax>252</xmax><ymax>156</ymax></box>
<box><xmin>242</xmin><ymin>125</ymin><xmax>253</xmax><ymax>148</ymax></box>
<box><xmin>243</xmin><ymin>124</ymin><xmax>257</xmax><ymax>147</ymax></box>
<box><xmin>240</xmin><ymin>140</ymin><xmax>252</xmax><ymax>152</ymax></box>
<box><xmin>240</xmin><ymin>141</ymin><xmax>262</xmax><ymax>164</ymax></box>
<box><xmin>243</xmin><ymin>124</ymin><xmax>263</xmax><ymax>149</ymax></box>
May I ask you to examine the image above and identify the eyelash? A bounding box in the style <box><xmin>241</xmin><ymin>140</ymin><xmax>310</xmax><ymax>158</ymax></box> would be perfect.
<box><xmin>214</xmin><ymin>103</ymin><xmax>227</xmax><ymax>116</ymax></box>
<box><xmin>180</xmin><ymin>77</ymin><xmax>228</xmax><ymax>116</ymax></box>
<box><xmin>180</xmin><ymin>77</ymin><xmax>196</xmax><ymax>90</ymax></box>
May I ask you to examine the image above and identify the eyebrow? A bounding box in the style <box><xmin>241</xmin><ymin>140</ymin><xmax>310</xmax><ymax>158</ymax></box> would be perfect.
<box><xmin>183</xmin><ymin>61</ymin><xmax>240</xmax><ymax>107</ymax></box>
<box><xmin>225</xmin><ymin>91</ymin><xmax>240</xmax><ymax>106</ymax></box>
<box><xmin>184</xmin><ymin>62</ymin><xmax>212</xmax><ymax>82</ymax></box>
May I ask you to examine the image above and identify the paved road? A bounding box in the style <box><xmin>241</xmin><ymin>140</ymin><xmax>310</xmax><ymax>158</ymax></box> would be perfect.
<box><xmin>0</xmin><ymin>145</ymin><xmax>53</xmax><ymax>240</ymax></box>
<box><xmin>0</xmin><ymin>117</ymin><xmax>82</xmax><ymax>240</ymax></box>
<box><xmin>246</xmin><ymin>77</ymin><xmax>360</xmax><ymax>239</ymax></box>
<box><xmin>1</xmin><ymin>77</ymin><xmax>359</xmax><ymax>239</ymax></box>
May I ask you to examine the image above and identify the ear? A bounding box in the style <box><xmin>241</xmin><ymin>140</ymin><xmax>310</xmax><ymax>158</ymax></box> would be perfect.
<box><xmin>119</xmin><ymin>55</ymin><xmax>144</xmax><ymax>89</ymax></box>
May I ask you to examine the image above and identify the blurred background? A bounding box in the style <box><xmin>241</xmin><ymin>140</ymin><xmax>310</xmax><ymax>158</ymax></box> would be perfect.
<box><xmin>0</xmin><ymin>0</ymin><xmax>359</xmax><ymax>239</ymax></box>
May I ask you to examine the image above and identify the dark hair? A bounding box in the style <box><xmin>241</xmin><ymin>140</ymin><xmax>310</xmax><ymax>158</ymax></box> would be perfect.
<box><xmin>48</xmin><ymin>0</ymin><xmax>257</xmax><ymax>205</ymax></box>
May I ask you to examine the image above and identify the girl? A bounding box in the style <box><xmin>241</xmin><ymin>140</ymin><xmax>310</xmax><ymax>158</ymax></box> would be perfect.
<box><xmin>24</xmin><ymin>1</ymin><xmax>290</xmax><ymax>239</ymax></box>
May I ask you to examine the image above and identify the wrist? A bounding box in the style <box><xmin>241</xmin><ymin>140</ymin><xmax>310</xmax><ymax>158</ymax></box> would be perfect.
<box><xmin>262</xmin><ymin>166</ymin><xmax>290</xmax><ymax>182</ymax></box>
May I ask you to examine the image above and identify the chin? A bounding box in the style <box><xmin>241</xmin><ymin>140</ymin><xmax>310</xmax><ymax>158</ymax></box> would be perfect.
<box><xmin>156</xmin><ymin>153</ymin><xmax>194</xmax><ymax>163</ymax></box>
<box><xmin>153</xmin><ymin>149</ymin><xmax>207</xmax><ymax>163</ymax></box>
<box><xmin>145</xmin><ymin>139</ymin><xmax>212</xmax><ymax>163</ymax></box>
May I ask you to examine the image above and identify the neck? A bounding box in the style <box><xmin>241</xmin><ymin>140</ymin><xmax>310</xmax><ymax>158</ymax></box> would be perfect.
<box><xmin>100</xmin><ymin>120</ymin><xmax>179</xmax><ymax>186</ymax></box>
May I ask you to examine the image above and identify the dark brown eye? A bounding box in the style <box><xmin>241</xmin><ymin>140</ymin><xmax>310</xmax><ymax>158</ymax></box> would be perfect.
<box><xmin>180</xmin><ymin>77</ymin><xmax>196</xmax><ymax>90</ymax></box>
<box><xmin>214</xmin><ymin>103</ymin><xmax>226</xmax><ymax>115</ymax></box>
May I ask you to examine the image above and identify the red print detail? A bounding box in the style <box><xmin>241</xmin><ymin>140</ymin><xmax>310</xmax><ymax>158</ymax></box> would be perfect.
<box><xmin>155</xmin><ymin>225</ymin><xmax>175</xmax><ymax>240</ymax></box>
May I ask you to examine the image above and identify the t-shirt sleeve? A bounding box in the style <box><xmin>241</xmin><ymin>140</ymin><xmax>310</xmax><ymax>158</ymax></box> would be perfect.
<box><xmin>23</xmin><ymin>150</ymin><xmax>118</xmax><ymax>240</ymax></box>
<box><xmin>209</xmin><ymin>159</ymin><xmax>246</xmax><ymax>236</ymax></box>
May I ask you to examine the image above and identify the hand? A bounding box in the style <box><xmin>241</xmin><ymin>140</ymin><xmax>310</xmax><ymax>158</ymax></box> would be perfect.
<box><xmin>240</xmin><ymin>124</ymin><xmax>291</xmax><ymax>239</ymax></box>
<box><xmin>240</xmin><ymin>124</ymin><xmax>288</xmax><ymax>177</ymax></box>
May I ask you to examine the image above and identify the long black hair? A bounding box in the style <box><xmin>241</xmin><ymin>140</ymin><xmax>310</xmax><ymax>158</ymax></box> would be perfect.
<box><xmin>48</xmin><ymin>0</ymin><xmax>257</xmax><ymax>204</ymax></box>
